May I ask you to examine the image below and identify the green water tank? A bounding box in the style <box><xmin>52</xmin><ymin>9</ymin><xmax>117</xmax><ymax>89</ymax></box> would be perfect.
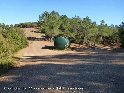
<box><xmin>54</xmin><ymin>36</ymin><xmax>70</xmax><ymax>50</ymax></box>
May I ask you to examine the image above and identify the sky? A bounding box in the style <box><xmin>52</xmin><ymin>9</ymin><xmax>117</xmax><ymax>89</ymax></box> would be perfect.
<box><xmin>0</xmin><ymin>0</ymin><xmax>124</xmax><ymax>25</ymax></box>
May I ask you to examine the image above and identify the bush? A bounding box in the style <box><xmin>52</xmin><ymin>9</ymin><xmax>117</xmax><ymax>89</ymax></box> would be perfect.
<box><xmin>6</xmin><ymin>27</ymin><xmax>28</xmax><ymax>52</ymax></box>
<box><xmin>0</xmin><ymin>26</ymin><xmax>28</xmax><ymax>75</ymax></box>
<box><xmin>0</xmin><ymin>57</ymin><xmax>15</xmax><ymax>75</ymax></box>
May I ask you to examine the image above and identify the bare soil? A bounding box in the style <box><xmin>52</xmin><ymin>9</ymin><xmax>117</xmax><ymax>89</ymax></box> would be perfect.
<box><xmin>0</xmin><ymin>28</ymin><xmax>124</xmax><ymax>93</ymax></box>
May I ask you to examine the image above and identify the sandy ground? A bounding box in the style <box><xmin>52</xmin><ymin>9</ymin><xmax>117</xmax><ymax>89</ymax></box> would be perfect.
<box><xmin>0</xmin><ymin>28</ymin><xmax>124</xmax><ymax>93</ymax></box>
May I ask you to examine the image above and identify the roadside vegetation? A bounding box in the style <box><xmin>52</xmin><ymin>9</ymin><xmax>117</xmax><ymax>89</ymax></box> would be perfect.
<box><xmin>1</xmin><ymin>10</ymin><xmax>124</xmax><ymax>75</ymax></box>
<box><xmin>0</xmin><ymin>23</ymin><xmax>28</xmax><ymax>75</ymax></box>
<box><xmin>38</xmin><ymin>11</ymin><xmax>124</xmax><ymax>48</ymax></box>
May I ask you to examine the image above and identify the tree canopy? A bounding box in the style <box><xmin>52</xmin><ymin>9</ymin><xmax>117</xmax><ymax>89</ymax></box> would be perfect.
<box><xmin>38</xmin><ymin>11</ymin><xmax>123</xmax><ymax>47</ymax></box>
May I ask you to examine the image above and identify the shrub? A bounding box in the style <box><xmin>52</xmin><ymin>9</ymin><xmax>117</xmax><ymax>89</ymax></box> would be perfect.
<box><xmin>0</xmin><ymin>26</ymin><xmax>28</xmax><ymax>75</ymax></box>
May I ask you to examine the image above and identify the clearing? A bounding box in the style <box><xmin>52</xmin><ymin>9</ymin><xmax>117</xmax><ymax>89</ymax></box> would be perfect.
<box><xmin>0</xmin><ymin>28</ymin><xmax>124</xmax><ymax>93</ymax></box>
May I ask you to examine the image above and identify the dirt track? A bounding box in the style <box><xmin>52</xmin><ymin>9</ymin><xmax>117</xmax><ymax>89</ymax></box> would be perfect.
<box><xmin>0</xmin><ymin>28</ymin><xmax>124</xmax><ymax>93</ymax></box>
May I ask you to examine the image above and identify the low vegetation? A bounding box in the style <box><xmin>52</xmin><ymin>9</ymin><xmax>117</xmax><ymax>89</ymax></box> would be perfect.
<box><xmin>0</xmin><ymin>23</ymin><xmax>28</xmax><ymax>75</ymax></box>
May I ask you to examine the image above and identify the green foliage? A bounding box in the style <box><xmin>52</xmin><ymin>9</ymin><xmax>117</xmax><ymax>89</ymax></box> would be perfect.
<box><xmin>0</xmin><ymin>25</ymin><xmax>28</xmax><ymax>75</ymax></box>
<box><xmin>38</xmin><ymin>11</ymin><xmax>61</xmax><ymax>41</ymax></box>
<box><xmin>14</xmin><ymin>22</ymin><xmax>38</xmax><ymax>28</ymax></box>
<box><xmin>0</xmin><ymin>32</ymin><xmax>14</xmax><ymax>74</ymax></box>
<box><xmin>38</xmin><ymin>11</ymin><xmax>121</xmax><ymax>47</ymax></box>
<box><xmin>119</xmin><ymin>22</ymin><xmax>124</xmax><ymax>47</ymax></box>
<box><xmin>6</xmin><ymin>27</ymin><xmax>28</xmax><ymax>52</ymax></box>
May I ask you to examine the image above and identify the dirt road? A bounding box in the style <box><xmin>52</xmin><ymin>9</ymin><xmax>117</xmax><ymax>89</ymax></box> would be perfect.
<box><xmin>0</xmin><ymin>28</ymin><xmax>124</xmax><ymax>93</ymax></box>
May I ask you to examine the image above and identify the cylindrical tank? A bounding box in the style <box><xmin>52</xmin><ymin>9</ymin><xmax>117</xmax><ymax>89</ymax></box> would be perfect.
<box><xmin>54</xmin><ymin>36</ymin><xmax>70</xmax><ymax>50</ymax></box>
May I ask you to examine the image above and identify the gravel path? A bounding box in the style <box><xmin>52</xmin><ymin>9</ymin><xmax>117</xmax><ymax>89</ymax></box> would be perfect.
<box><xmin>0</xmin><ymin>28</ymin><xmax>124</xmax><ymax>93</ymax></box>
